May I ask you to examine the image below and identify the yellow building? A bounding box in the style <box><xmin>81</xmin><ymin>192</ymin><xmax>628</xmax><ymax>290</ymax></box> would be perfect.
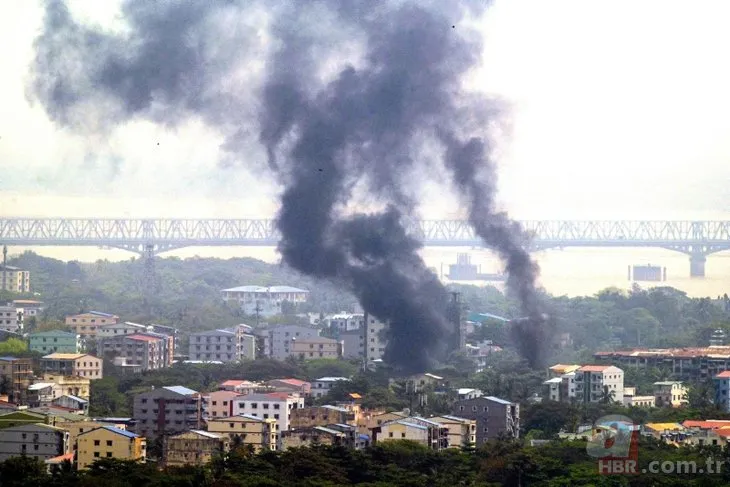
<box><xmin>65</xmin><ymin>312</ymin><xmax>119</xmax><ymax>338</ymax></box>
<box><xmin>374</xmin><ymin>420</ymin><xmax>429</xmax><ymax>445</ymax></box>
<box><xmin>76</xmin><ymin>426</ymin><xmax>146</xmax><ymax>470</ymax></box>
<box><xmin>429</xmin><ymin>415</ymin><xmax>476</xmax><ymax>449</ymax></box>
<box><xmin>43</xmin><ymin>374</ymin><xmax>91</xmax><ymax>399</ymax></box>
<box><xmin>359</xmin><ymin>410</ymin><xmax>408</xmax><ymax>435</ymax></box>
<box><xmin>56</xmin><ymin>421</ymin><xmax>124</xmax><ymax>453</ymax></box>
<box><xmin>163</xmin><ymin>430</ymin><xmax>229</xmax><ymax>467</ymax></box>
<box><xmin>548</xmin><ymin>364</ymin><xmax>582</xmax><ymax>378</ymax></box>
<box><xmin>653</xmin><ymin>381</ymin><xmax>688</xmax><ymax>408</ymax></box>
<box><xmin>291</xmin><ymin>337</ymin><xmax>343</xmax><ymax>360</ymax></box>
<box><xmin>0</xmin><ymin>265</ymin><xmax>30</xmax><ymax>293</ymax></box>
<box><xmin>290</xmin><ymin>405</ymin><xmax>353</xmax><ymax>429</ymax></box>
<box><xmin>206</xmin><ymin>414</ymin><xmax>278</xmax><ymax>451</ymax></box>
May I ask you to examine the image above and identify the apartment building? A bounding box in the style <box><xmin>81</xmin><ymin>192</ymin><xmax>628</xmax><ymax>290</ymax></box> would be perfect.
<box><xmin>27</xmin><ymin>382</ymin><xmax>58</xmax><ymax>407</ymax></box>
<box><xmin>574</xmin><ymin>365</ymin><xmax>624</xmax><ymax>404</ymax></box>
<box><xmin>282</xmin><ymin>426</ymin><xmax>350</xmax><ymax>450</ymax></box>
<box><xmin>188</xmin><ymin>326</ymin><xmax>256</xmax><ymax>362</ymax></box>
<box><xmin>76</xmin><ymin>426</ymin><xmax>146</xmax><ymax>469</ymax></box>
<box><xmin>328</xmin><ymin>313</ymin><xmax>365</xmax><ymax>333</ymax></box>
<box><xmin>97</xmin><ymin>333</ymin><xmax>170</xmax><ymax>371</ymax></box>
<box><xmin>0</xmin><ymin>423</ymin><xmax>70</xmax><ymax>461</ymax></box>
<box><xmin>132</xmin><ymin>386</ymin><xmax>202</xmax><ymax>439</ymax></box>
<box><xmin>206</xmin><ymin>414</ymin><xmax>278</xmax><ymax>451</ymax></box>
<box><xmin>43</xmin><ymin>374</ymin><xmax>91</xmax><ymax>399</ymax></box>
<box><xmin>97</xmin><ymin>322</ymin><xmax>147</xmax><ymax>339</ymax></box>
<box><xmin>55</xmin><ymin>421</ymin><xmax>119</xmax><ymax>453</ymax></box>
<box><xmin>40</xmin><ymin>353</ymin><xmax>103</xmax><ymax>379</ymax></box>
<box><xmin>714</xmin><ymin>371</ymin><xmax>730</xmax><ymax>412</ymax></box>
<box><xmin>163</xmin><ymin>430</ymin><xmax>229</xmax><ymax>467</ymax></box>
<box><xmin>65</xmin><ymin>311</ymin><xmax>119</xmax><ymax>338</ymax></box>
<box><xmin>219</xmin><ymin>380</ymin><xmax>260</xmax><ymax>395</ymax></box>
<box><xmin>654</xmin><ymin>381</ymin><xmax>688</xmax><ymax>408</ymax></box>
<box><xmin>363</xmin><ymin>313</ymin><xmax>387</xmax><ymax>362</ymax></box>
<box><xmin>312</xmin><ymin>377</ymin><xmax>349</xmax><ymax>398</ymax></box>
<box><xmin>359</xmin><ymin>410</ymin><xmax>409</xmax><ymax>435</ymax></box>
<box><xmin>372</xmin><ymin>417</ymin><xmax>448</xmax><ymax>450</ymax></box>
<box><xmin>231</xmin><ymin>392</ymin><xmax>304</xmax><ymax>433</ymax></box>
<box><xmin>457</xmin><ymin>388</ymin><xmax>483</xmax><ymax>401</ymax></box>
<box><xmin>203</xmin><ymin>390</ymin><xmax>239</xmax><ymax>419</ymax></box>
<box><xmin>221</xmin><ymin>285</ymin><xmax>309</xmax><ymax>316</ymax></box>
<box><xmin>0</xmin><ymin>306</ymin><xmax>19</xmax><ymax>333</ymax></box>
<box><xmin>430</xmin><ymin>415</ymin><xmax>477</xmax><ymax>449</ymax></box>
<box><xmin>0</xmin><ymin>265</ymin><xmax>30</xmax><ymax>293</ymax></box>
<box><xmin>266</xmin><ymin>379</ymin><xmax>311</xmax><ymax>396</ymax></box>
<box><xmin>290</xmin><ymin>405</ymin><xmax>353</xmax><ymax>429</ymax></box>
<box><xmin>451</xmin><ymin>396</ymin><xmax>520</xmax><ymax>445</ymax></box>
<box><xmin>0</xmin><ymin>357</ymin><xmax>32</xmax><ymax>404</ymax></box>
<box><xmin>29</xmin><ymin>330</ymin><xmax>80</xmax><ymax>355</ymax></box>
<box><xmin>263</xmin><ymin>325</ymin><xmax>320</xmax><ymax>360</ymax></box>
<box><xmin>594</xmin><ymin>346</ymin><xmax>730</xmax><ymax>381</ymax></box>
<box><xmin>291</xmin><ymin>337</ymin><xmax>343</xmax><ymax>361</ymax></box>
<box><xmin>52</xmin><ymin>395</ymin><xmax>88</xmax><ymax>414</ymax></box>
<box><xmin>340</xmin><ymin>329</ymin><xmax>364</xmax><ymax>360</ymax></box>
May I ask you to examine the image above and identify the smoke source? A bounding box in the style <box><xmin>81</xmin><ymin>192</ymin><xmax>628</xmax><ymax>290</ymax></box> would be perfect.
<box><xmin>29</xmin><ymin>0</ymin><xmax>548</xmax><ymax>370</ymax></box>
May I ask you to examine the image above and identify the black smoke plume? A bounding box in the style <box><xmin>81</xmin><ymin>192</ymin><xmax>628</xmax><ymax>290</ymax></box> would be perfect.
<box><xmin>29</xmin><ymin>0</ymin><xmax>547</xmax><ymax>371</ymax></box>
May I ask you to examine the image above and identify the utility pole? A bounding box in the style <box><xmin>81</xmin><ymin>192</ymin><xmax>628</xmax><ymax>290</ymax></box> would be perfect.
<box><xmin>2</xmin><ymin>245</ymin><xmax>6</xmax><ymax>292</ymax></box>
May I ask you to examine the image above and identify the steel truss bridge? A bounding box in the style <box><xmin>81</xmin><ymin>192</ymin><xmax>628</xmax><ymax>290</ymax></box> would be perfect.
<box><xmin>2</xmin><ymin>218</ymin><xmax>730</xmax><ymax>276</ymax></box>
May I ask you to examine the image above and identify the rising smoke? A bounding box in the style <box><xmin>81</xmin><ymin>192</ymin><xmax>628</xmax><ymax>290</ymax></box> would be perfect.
<box><xmin>29</xmin><ymin>0</ymin><xmax>548</xmax><ymax>370</ymax></box>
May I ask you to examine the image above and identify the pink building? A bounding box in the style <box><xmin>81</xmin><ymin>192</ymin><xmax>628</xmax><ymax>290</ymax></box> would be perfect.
<box><xmin>203</xmin><ymin>390</ymin><xmax>239</xmax><ymax>419</ymax></box>
<box><xmin>266</xmin><ymin>378</ymin><xmax>311</xmax><ymax>396</ymax></box>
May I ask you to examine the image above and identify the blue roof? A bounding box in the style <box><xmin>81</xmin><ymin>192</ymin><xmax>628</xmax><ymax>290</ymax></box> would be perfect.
<box><xmin>163</xmin><ymin>386</ymin><xmax>198</xmax><ymax>396</ymax></box>
<box><xmin>102</xmin><ymin>426</ymin><xmax>139</xmax><ymax>439</ymax></box>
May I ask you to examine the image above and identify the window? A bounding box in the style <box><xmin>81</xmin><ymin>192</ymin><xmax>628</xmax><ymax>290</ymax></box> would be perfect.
<box><xmin>251</xmin><ymin>403</ymin><xmax>258</xmax><ymax>409</ymax></box>
<box><xmin>229</xmin><ymin>423</ymin><xmax>235</xmax><ymax>428</ymax></box>
<box><xmin>263</xmin><ymin>404</ymin><xmax>270</xmax><ymax>409</ymax></box>
<box><xmin>401</xmin><ymin>433</ymin><xmax>406</xmax><ymax>438</ymax></box>
<box><xmin>94</xmin><ymin>440</ymin><xmax>100</xmax><ymax>446</ymax></box>
<box><xmin>94</xmin><ymin>452</ymin><xmax>100</xmax><ymax>458</ymax></box>
<box><xmin>472</xmin><ymin>406</ymin><xmax>477</xmax><ymax>412</ymax></box>
<box><xmin>212</xmin><ymin>401</ymin><xmax>217</xmax><ymax>406</ymax></box>
<box><xmin>389</xmin><ymin>432</ymin><xmax>393</xmax><ymax>438</ymax></box>
<box><xmin>274</xmin><ymin>404</ymin><xmax>280</xmax><ymax>410</ymax></box>
<box><xmin>34</xmin><ymin>444</ymin><xmax>39</xmax><ymax>451</ymax></box>
<box><xmin>274</xmin><ymin>414</ymin><xmax>279</xmax><ymax>419</ymax></box>
<box><xmin>106</xmin><ymin>440</ymin><xmax>112</xmax><ymax>446</ymax></box>
<box><xmin>459</xmin><ymin>406</ymin><xmax>464</xmax><ymax>411</ymax></box>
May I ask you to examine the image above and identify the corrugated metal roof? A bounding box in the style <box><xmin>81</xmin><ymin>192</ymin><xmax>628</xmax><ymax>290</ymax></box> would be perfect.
<box><xmin>29</xmin><ymin>383</ymin><xmax>55</xmax><ymax>391</ymax></box>
<box><xmin>393</xmin><ymin>421</ymin><xmax>428</xmax><ymax>430</ymax></box>
<box><xmin>101</xmin><ymin>426</ymin><xmax>140</xmax><ymax>439</ymax></box>
<box><xmin>56</xmin><ymin>395</ymin><xmax>88</xmax><ymax>404</ymax></box>
<box><xmin>315</xmin><ymin>377</ymin><xmax>349</xmax><ymax>382</ymax></box>
<box><xmin>313</xmin><ymin>426</ymin><xmax>345</xmax><ymax>436</ymax></box>
<box><xmin>222</xmin><ymin>285</ymin><xmax>309</xmax><ymax>293</ymax></box>
<box><xmin>322</xmin><ymin>405</ymin><xmax>348</xmax><ymax>413</ymax></box>
<box><xmin>485</xmin><ymin>396</ymin><xmax>514</xmax><ymax>405</ymax></box>
<box><xmin>163</xmin><ymin>386</ymin><xmax>198</xmax><ymax>396</ymax></box>
<box><xmin>187</xmin><ymin>429</ymin><xmax>223</xmax><ymax>439</ymax></box>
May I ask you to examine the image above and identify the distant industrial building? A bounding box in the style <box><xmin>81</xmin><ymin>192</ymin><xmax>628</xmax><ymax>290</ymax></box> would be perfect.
<box><xmin>221</xmin><ymin>285</ymin><xmax>309</xmax><ymax>317</ymax></box>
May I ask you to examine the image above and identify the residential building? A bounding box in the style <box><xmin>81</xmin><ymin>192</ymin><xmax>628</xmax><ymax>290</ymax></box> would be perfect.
<box><xmin>0</xmin><ymin>423</ymin><xmax>69</xmax><ymax>461</ymax></box>
<box><xmin>312</xmin><ymin>377</ymin><xmax>349</xmax><ymax>398</ymax></box>
<box><xmin>264</xmin><ymin>325</ymin><xmax>320</xmax><ymax>360</ymax></box>
<box><xmin>372</xmin><ymin>417</ymin><xmax>448</xmax><ymax>450</ymax></box>
<box><xmin>206</xmin><ymin>414</ymin><xmax>278</xmax><ymax>451</ymax></box>
<box><xmin>574</xmin><ymin>365</ymin><xmax>624</xmax><ymax>404</ymax></box>
<box><xmin>28</xmin><ymin>406</ymin><xmax>86</xmax><ymax>424</ymax></box>
<box><xmin>715</xmin><ymin>371</ymin><xmax>730</xmax><ymax>412</ymax></box>
<box><xmin>464</xmin><ymin>341</ymin><xmax>503</xmax><ymax>372</ymax></box>
<box><xmin>203</xmin><ymin>390</ymin><xmax>239</xmax><ymax>419</ymax></box>
<box><xmin>328</xmin><ymin>313</ymin><xmax>365</xmax><ymax>334</ymax></box>
<box><xmin>43</xmin><ymin>374</ymin><xmax>91</xmax><ymax>399</ymax></box>
<box><xmin>430</xmin><ymin>415</ymin><xmax>477</xmax><ymax>449</ymax></box>
<box><xmin>29</xmin><ymin>330</ymin><xmax>81</xmax><ymax>355</ymax></box>
<box><xmin>52</xmin><ymin>395</ymin><xmax>88</xmax><ymax>414</ymax></box>
<box><xmin>359</xmin><ymin>410</ymin><xmax>409</xmax><ymax>435</ymax></box>
<box><xmin>231</xmin><ymin>392</ymin><xmax>304</xmax><ymax>433</ymax></box>
<box><xmin>98</xmin><ymin>333</ymin><xmax>170</xmax><ymax>371</ymax></box>
<box><xmin>55</xmin><ymin>421</ymin><xmax>118</xmax><ymax>453</ymax></box>
<box><xmin>76</xmin><ymin>426</ymin><xmax>146</xmax><ymax>469</ymax></box>
<box><xmin>28</xmin><ymin>382</ymin><xmax>58</xmax><ymax>407</ymax></box>
<box><xmin>132</xmin><ymin>386</ymin><xmax>202</xmax><ymax>439</ymax></box>
<box><xmin>623</xmin><ymin>392</ymin><xmax>655</xmax><ymax>408</ymax></box>
<box><xmin>12</xmin><ymin>300</ymin><xmax>44</xmax><ymax>319</ymax></box>
<box><xmin>407</xmin><ymin>373</ymin><xmax>446</xmax><ymax>392</ymax></box>
<box><xmin>266</xmin><ymin>379</ymin><xmax>311</xmax><ymax>396</ymax></box>
<box><xmin>0</xmin><ymin>265</ymin><xmax>30</xmax><ymax>293</ymax></box>
<box><xmin>548</xmin><ymin>364</ymin><xmax>582</xmax><ymax>378</ymax></box>
<box><xmin>654</xmin><ymin>381</ymin><xmax>688</xmax><ymax>408</ymax></box>
<box><xmin>291</xmin><ymin>336</ymin><xmax>343</xmax><ymax>361</ymax></box>
<box><xmin>281</xmin><ymin>426</ymin><xmax>349</xmax><ymax>450</ymax></box>
<box><xmin>219</xmin><ymin>380</ymin><xmax>260</xmax><ymax>395</ymax></box>
<box><xmin>0</xmin><ymin>411</ymin><xmax>49</xmax><ymax>430</ymax></box>
<box><xmin>543</xmin><ymin>371</ymin><xmax>577</xmax><ymax>403</ymax></box>
<box><xmin>594</xmin><ymin>346</ymin><xmax>730</xmax><ymax>381</ymax></box>
<box><xmin>163</xmin><ymin>430</ymin><xmax>229</xmax><ymax>467</ymax></box>
<box><xmin>340</xmin><ymin>329</ymin><xmax>365</xmax><ymax>360</ymax></box>
<box><xmin>0</xmin><ymin>306</ymin><xmax>19</xmax><ymax>333</ymax></box>
<box><xmin>451</xmin><ymin>396</ymin><xmax>520</xmax><ymax>445</ymax></box>
<box><xmin>221</xmin><ymin>285</ymin><xmax>309</xmax><ymax>316</ymax></box>
<box><xmin>65</xmin><ymin>311</ymin><xmax>119</xmax><ymax>338</ymax></box>
<box><xmin>188</xmin><ymin>326</ymin><xmax>256</xmax><ymax>362</ymax></box>
<box><xmin>363</xmin><ymin>314</ymin><xmax>387</xmax><ymax>362</ymax></box>
<box><xmin>40</xmin><ymin>353</ymin><xmax>103</xmax><ymax>379</ymax></box>
<box><xmin>457</xmin><ymin>389</ymin><xmax>483</xmax><ymax>401</ymax></box>
<box><xmin>0</xmin><ymin>357</ymin><xmax>33</xmax><ymax>403</ymax></box>
<box><xmin>97</xmin><ymin>322</ymin><xmax>147</xmax><ymax>339</ymax></box>
<box><xmin>327</xmin><ymin>422</ymin><xmax>368</xmax><ymax>448</ymax></box>
<box><xmin>290</xmin><ymin>405</ymin><xmax>353</xmax><ymax>429</ymax></box>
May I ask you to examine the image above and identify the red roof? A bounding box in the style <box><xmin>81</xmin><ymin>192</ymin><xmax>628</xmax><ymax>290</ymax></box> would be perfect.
<box><xmin>716</xmin><ymin>371</ymin><xmax>730</xmax><ymax>378</ymax></box>
<box><xmin>683</xmin><ymin>420</ymin><xmax>730</xmax><ymax>430</ymax></box>
<box><xmin>275</xmin><ymin>378</ymin><xmax>308</xmax><ymax>387</ymax></box>
<box><xmin>127</xmin><ymin>334</ymin><xmax>160</xmax><ymax>342</ymax></box>
<box><xmin>207</xmin><ymin>390</ymin><xmax>239</xmax><ymax>398</ymax></box>
<box><xmin>221</xmin><ymin>380</ymin><xmax>255</xmax><ymax>387</ymax></box>
<box><xmin>45</xmin><ymin>453</ymin><xmax>74</xmax><ymax>464</ymax></box>
<box><xmin>265</xmin><ymin>392</ymin><xmax>292</xmax><ymax>400</ymax></box>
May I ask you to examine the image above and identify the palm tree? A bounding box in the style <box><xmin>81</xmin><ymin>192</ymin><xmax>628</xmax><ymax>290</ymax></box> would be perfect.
<box><xmin>599</xmin><ymin>385</ymin><xmax>616</xmax><ymax>405</ymax></box>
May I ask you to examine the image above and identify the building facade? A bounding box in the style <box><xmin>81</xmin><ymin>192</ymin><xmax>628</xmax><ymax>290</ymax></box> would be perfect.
<box><xmin>206</xmin><ymin>414</ymin><xmax>278</xmax><ymax>451</ymax></box>
<box><xmin>574</xmin><ymin>365</ymin><xmax>624</xmax><ymax>404</ymax></box>
<box><xmin>203</xmin><ymin>390</ymin><xmax>239</xmax><ymax>419</ymax></box>
<box><xmin>290</xmin><ymin>405</ymin><xmax>353</xmax><ymax>429</ymax></box>
<box><xmin>97</xmin><ymin>322</ymin><xmax>147</xmax><ymax>339</ymax></box>
<box><xmin>231</xmin><ymin>392</ymin><xmax>304</xmax><ymax>433</ymax></box>
<box><xmin>65</xmin><ymin>312</ymin><xmax>119</xmax><ymax>338</ymax></box>
<box><xmin>0</xmin><ymin>265</ymin><xmax>30</xmax><ymax>293</ymax></box>
<box><xmin>29</xmin><ymin>330</ymin><xmax>81</xmax><ymax>355</ymax></box>
<box><xmin>373</xmin><ymin>417</ymin><xmax>448</xmax><ymax>450</ymax></box>
<box><xmin>0</xmin><ymin>357</ymin><xmax>32</xmax><ymax>404</ymax></box>
<box><xmin>221</xmin><ymin>286</ymin><xmax>309</xmax><ymax>316</ymax></box>
<box><xmin>76</xmin><ymin>426</ymin><xmax>146</xmax><ymax>469</ymax></box>
<box><xmin>654</xmin><ymin>381</ymin><xmax>688</xmax><ymax>408</ymax></box>
<box><xmin>430</xmin><ymin>415</ymin><xmax>477</xmax><ymax>449</ymax></box>
<box><xmin>312</xmin><ymin>377</ymin><xmax>349</xmax><ymax>399</ymax></box>
<box><xmin>291</xmin><ymin>337</ymin><xmax>343</xmax><ymax>361</ymax></box>
<box><xmin>98</xmin><ymin>333</ymin><xmax>170</xmax><ymax>371</ymax></box>
<box><xmin>281</xmin><ymin>426</ymin><xmax>349</xmax><ymax>450</ymax></box>
<box><xmin>263</xmin><ymin>325</ymin><xmax>320</xmax><ymax>360</ymax></box>
<box><xmin>451</xmin><ymin>396</ymin><xmax>520</xmax><ymax>445</ymax></box>
<box><xmin>0</xmin><ymin>306</ymin><xmax>19</xmax><ymax>333</ymax></box>
<box><xmin>163</xmin><ymin>430</ymin><xmax>229</xmax><ymax>467</ymax></box>
<box><xmin>363</xmin><ymin>314</ymin><xmax>387</xmax><ymax>362</ymax></box>
<box><xmin>594</xmin><ymin>346</ymin><xmax>730</xmax><ymax>381</ymax></box>
<box><xmin>132</xmin><ymin>386</ymin><xmax>202</xmax><ymax>440</ymax></box>
<box><xmin>188</xmin><ymin>326</ymin><xmax>256</xmax><ymax>363</ymax></box>
<box><xmin>266</xmin><ymin>379</ymin><xmax>311</xmax><ymax>396</ymax></box>
<box><xmin>40</xmin><ymin>353</ymin><xmax>103</xmax><ymax>379</ymax></box>
<box><xmin>42</xmin><ymin>374</ymin><xmax>91</xmax><ymax>399</ymax></box>
<box><xmin>0</xmin><ymin>423</ymin><xmax>69</xmax><ymax>461</ymax></box>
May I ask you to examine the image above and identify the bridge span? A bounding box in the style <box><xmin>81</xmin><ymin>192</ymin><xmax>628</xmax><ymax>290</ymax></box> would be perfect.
<box><xmin>2</xmin><ymin>218</ymin><xmax>730</xmax><ymax>276</ymax></box>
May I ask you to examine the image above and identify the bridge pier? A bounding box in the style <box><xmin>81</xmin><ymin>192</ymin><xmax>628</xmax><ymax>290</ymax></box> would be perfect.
<box><xmin>689</xmin><ymin>253</ymin><xmax>707</xmax><ymax>278</ymax></box>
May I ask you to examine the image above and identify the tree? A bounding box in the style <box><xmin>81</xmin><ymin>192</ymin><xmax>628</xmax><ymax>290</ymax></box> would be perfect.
<box><xmin>599</xmin><ymin>385</ymin><xmax>616</xmax><ymax>405</ymax></box>
<box><xmin>0</xmin><ymin>338</ymin><xmax>28</xmax><ymax>355</ymax></box>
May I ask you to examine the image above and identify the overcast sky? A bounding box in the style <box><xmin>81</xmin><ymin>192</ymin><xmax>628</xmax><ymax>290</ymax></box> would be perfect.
<box><xmin>2</xmin><ymin>0</ymin><xmax>730</xmax><ymax>220</ymax></box>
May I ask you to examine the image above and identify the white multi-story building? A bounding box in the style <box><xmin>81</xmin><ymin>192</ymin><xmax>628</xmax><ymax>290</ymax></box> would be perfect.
<box><xmin>231</xmin><ymin>392</ymin><xmax>304</xmax><ymax>434</ymax></box>
<box><xmin>221</xmin><ymin>286</ymin><xmax>309</xmax><ymax>317</ymax></box>
<box><xmin>574</xmin><ymin>365</ymin><xmax>624</xmax><ymax>404</ymax></box>
<box><xmin>263</xmin><ymin>325</ymin><xmax>320</xmax><ymax>360</ymax></box>
<box><xmin>0</xmin><ymin>306</ymin><xmax>19</xmax><ymax>333</ymax></box>
<box><xmin>364</xmin><ymin>313</ymin><xmax>387</xmax><ymax>362</ymax></box>
<box><xmin>328</xmin><ymin>313</ymin><xmax>364</xmax><ymax>333</ymax></box>
<box><xmin>312</xmin><ymin>377</ymin><xmax>349</xmax><ymax>398</ymax></box>
<box><xmin>97</xmin><ymin>322</ymin><xmax>148</xmax><ymax>339</ymax></box>
<box><xmin>188</xmin><ymin>325</ymin><xmax>256</xmax><ymax>362</ymax></box>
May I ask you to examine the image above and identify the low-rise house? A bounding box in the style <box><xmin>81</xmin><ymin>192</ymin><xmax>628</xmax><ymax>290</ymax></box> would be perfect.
<box><xmin>457</xmin><ymin>388</ymin><xmax>483</xmax><ymax>401</ymax></box>
<box><xmin>266</xmin><ymin>378</ymin><xmax>311</xmax><ymax>396</ymax></box>
<box><xmin>372</xmin><ymin>417</ymin><xmax>448</xmax><ymax>450</ymax></box>
<box><xmin>623</xmin><ymin>394</ymin><xmax>655</xmax><ymax>408</ymax></box>
<box><xmin>451</xmin><ymin>396</ymin><xmax>520</xmax><ymax>445</ymax></box>
<box><xmin>219</xmin><ymin>380</ymin><xmax>260</xmax><ymax>395</ymax></box>
<box><xmin>29</xmin><ymin>330</ymin><xmax>80</xmax><ymax>355</ymax></box>
<box><xmin>281</xmin><ymin>426</ymin><xmax>349</xmax><ymax>450</ymax></box>
<box><xmin>429</xmin><ymin>415</ymin><xmax>477</xmax><ymax>449</ymax></box>
<box><xmin>43</xmin><ymin>374</ymin><xmax>90</xmax><ymax>399</ymax></box>
<box><xmin>290</xmin><ymin>405</ymin><xmax>353</xmax><ymax>429</ymax></box>
<box><xmin>40</xmin><ymin>353</ymin><xmax>103</xmax><ymax>380</ymax></box>
<box><xmin>0</xmin><ymin>423</ymin><xmax>70</xmax><ymax>461</ymax></box>
<box><xmin>203</xmin><ymin>390</ymin><xmax>239</xmax><ymax>419</ymax></box>
<box><xmin>653</xmin><ymin>381</ymin><xmax>688</xmax><ymax>408</ymax></box>
<box><xmin>163</xmin><ymin>430</ymin><xmax>229</xmax><ymax>467</ymax></box>
<box><xmin>76</xmin><ymin>426</ymin><xmax>146</xmax><ymax>469</ymax></box>
<box><xmin>0</xmin><ymin>356</ymin><xmax>33</xmax><ymax>404</ymax></box>
<box><xmin>65</xmin><ymin>312</ymin><xmax>119</xmax><ymax>338</ymax></box>
<box><xmin>132</xmin><ymin>386</ymin><xmax>202</xmax><ymax>440</ymax></box>
<box><xmin>231</xmin><ymin>392</ymin><xmax>304</xmax><ymax>433</ymax></box>
<box><xmin>312</xmin><ymin>377</ymin><xmax>349</xmax><ymax>398</ymax></box>
<box><xmin>52</xmin><ymin>395</ymin><xmax>88</xmax><ymax>414</ymax></box>
<box><xmin>407</xmin><ymin>373</ymin><xmax>445</xmax><ymax>392</ymax></box>
<box><xmin>548</xmin><ymin>364</ymin><xmax>582</xmax><ymax>378</ymax></box>
<box><xmin>291</xmin><ymin>336</ymin><xmax>343</xmax><ymax>360</ymax></box>
<box><xmin>28</xmin><ymin>382</ymin><xmax>58</xmax><ymax>407</ymax></box>
<box><xmin>206</xmin><ymin>414</ymin><xmax>278</xmax><ymax>451</ymax></box>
